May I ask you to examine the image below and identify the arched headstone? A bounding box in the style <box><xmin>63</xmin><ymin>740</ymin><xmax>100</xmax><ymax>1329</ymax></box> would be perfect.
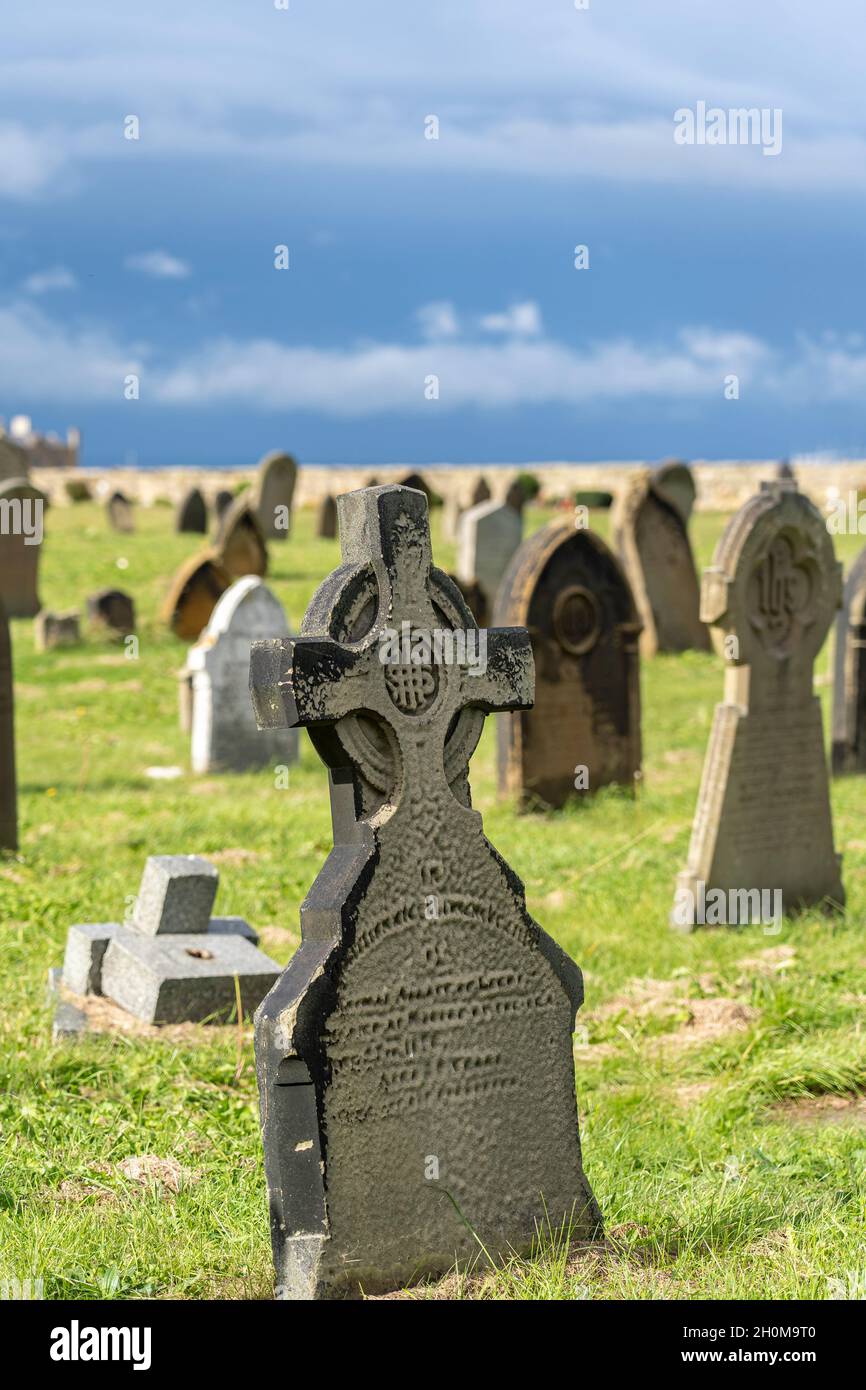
<box><xmin>494</xmin><ymin>522</ymin><xmax>642</xmax><ymax>808</ymax></box>
<box><xmin>214</xmin><ymin>496</ymin><xmax>268</xmax><ymax>579</ymax></box>
<box><xmin>456</xmin><ymin>500</ymin><xmax>522</xmax><ymax>613</ymax></box>
<box><xmin>161</xmin><ymin>550</ymin><xmax>233</xmax><ymax>642</ymax></box>
<box><xmin>214</xmin><ymin>489</ymin><xmax>234</xmax><ymax>520</ymax></box>
<box><xmin>255</xmin><ymin>452</ymin><xmax>297</xmax><ymax>540</ymax></box>
<box><xmin>106</xmin><ymin>491</ymin><xmax>134</xmax><ymax>533</ymax></box>
<box><xmin>674</xmin><ymin>480</ymin><xmax>844</xmax><ymax>928</ymax></box>
<box><xmin>0</xmin><ymin>478</ymin><xmax>46</xmax><ymax>617</ymax></box>
<box><xmin>317</xmin><ymin>494</ymin><xmax>337</xmax><ymax>539</ymax></box>
<box><xmin>175</xmin><ymin>486</ymin><xmax>208</xmax><ymax>534</ymax></box>
<box><xmin>653</xmin><ymin>459</ymin><xmax>696</xmax><ymax>524</ymax></box>
<box><xmin>87</xmin><ymin>589</ymin><xmax>135</xmax><ymax>637</ymax></box>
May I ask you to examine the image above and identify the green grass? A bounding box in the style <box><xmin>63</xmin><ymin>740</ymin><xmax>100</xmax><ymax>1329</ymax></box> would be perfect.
<box><xmin>2</xmin><ymin>497</ymin><xmax>866</xmax><ymax>1301</ymax></box>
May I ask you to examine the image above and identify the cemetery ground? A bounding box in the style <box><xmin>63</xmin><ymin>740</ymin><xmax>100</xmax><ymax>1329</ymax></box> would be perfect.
<box><xmin>2</xmin><ymin>496</ymin><xmax>866</xmax><ymax>1302</ymax></box>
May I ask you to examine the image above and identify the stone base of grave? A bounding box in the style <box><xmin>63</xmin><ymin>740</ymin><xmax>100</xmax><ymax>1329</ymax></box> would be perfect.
<box><xmin>101</xmin><ymin>928</ymin><xmax>279</xmax><ymax>1024</ymax></box>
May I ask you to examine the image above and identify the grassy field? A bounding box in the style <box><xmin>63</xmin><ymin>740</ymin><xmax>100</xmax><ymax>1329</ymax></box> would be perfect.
<box><xmin>2</xmin><ymin>493</ymin><xmax>866</xmax><ymax>1301</ymax></box>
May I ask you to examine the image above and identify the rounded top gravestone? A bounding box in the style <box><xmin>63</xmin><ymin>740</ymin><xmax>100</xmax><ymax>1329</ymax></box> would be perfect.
<box><xmin>214</xmin><ymin>495</ymin><xmax>268</xmax><ymax>578</ymax></box>
<box><xmin>653</xmin><ymin>458</ymin><xmax>696</xmax><ymax>524</ymax></box>
<box><xmin>0</xmin><ymin>477</ymin><xmax>47</xmax><ymax>618</ymax></box>
<box><xmin>255</xmin><ymin>451</ymin><xmax>297</xmax><ymax>540</ymax></box>
<box><xmin>175</xmin><ymin>486</ymin><xmax>208</xmax><ymax>534</ymax></box>
<box><xmin>161</xmin><ymin>550</ymin><xmax>233</xmax><ymax>642</ymax></box>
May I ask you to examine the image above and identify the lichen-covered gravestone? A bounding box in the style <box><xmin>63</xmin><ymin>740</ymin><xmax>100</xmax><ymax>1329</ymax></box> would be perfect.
<box><xmin>612</xmin><ymin>471</ymin><xmax>710</xmax><ymax>657</ymax></box>
<box><xmin>456</xmin><ymin>499</ymin><xmax>522</xmax><ymax>615</ymax></box>
<box><xmin>674</xmin><ymin>480</ymin><xmax>845</xmax><ymax>927</ymax></box>
<box><xmin>175</xmin><ymin>486</ymin><xmax>208</xmax><ymax>534</ymax></box>
<box><xmin>0</xmin><ymin>595</ymin><xmax>16</xmax><ymax>850</ymax></box>
<box><xmin>214</xmin><ymin>496</ymin><xmax>268</xmax><ymax>578</ymax></box>
<box><xmin>184</xmin><ymin>576</ymin><xmax>298</xmax><ymax>773</ymax></box>
<box><xmin>494</xmin><ymin>521</ymin><xmax>642</xmax><ymax>808</ymax></box>
<box><xmin>255</xmin><ymin>452</ymin><xmax>297</xmax><ymax>540</ymax></box>
<box><xmin>0</xmin><ymin>478</ymin><xmax>46</xmax><ymax>618</ymax></box>
<box><xmin>831</xmin><ymin>545</ymin><xmax>866</xmax><ymax>774</ymax></box>
<box><xmin>249</xmin><ymin>484</ymin><xmax>599</xmax><ymax>1300</ymax></box>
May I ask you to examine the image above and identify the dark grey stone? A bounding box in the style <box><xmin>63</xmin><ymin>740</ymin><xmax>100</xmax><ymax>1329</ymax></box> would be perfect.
<box><xmin>249</xmin><ymin>483</ymin><xmax>600</xmax><ymax>1300</ymax></box>
<box><xmin>62</xmin><ymin>922</ymin><xmax>119</xmax><ymax>995</ymax></box>
<box><xmin>132</xmin><ymin>855</ymin><xmax>218</xmax><ymax>936</ymax></box>
<box><xmin>208</xmin><ymin>916</ymin><xmax>259</xmax><ymax>945</ymax></box>
<box><xmin>101</xmin><ymin>927</ymin><xmax>280</xmax><ymax>1024</ymax></box>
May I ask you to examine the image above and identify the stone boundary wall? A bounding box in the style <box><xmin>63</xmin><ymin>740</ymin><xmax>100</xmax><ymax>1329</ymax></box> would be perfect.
<box><xmin>30</xmin><ymin>459</ymin><xmax>866</xmax><ymax>517</ymax></box>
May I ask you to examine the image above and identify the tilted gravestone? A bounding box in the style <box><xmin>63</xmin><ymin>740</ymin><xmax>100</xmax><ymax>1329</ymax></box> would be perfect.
<box><xmin>59</xmin><ymin>855</ymin><xmax>279</xmax><ymax>1027</ymax></box>
<box><xmin>316</xmin><ymin>494</ymin><xmax>337</xmax><ymax>539</ymax></box>
<box><xmin>0</xmin><ymin>596</ymin><xmax>16</xmax><ymax>850</ymax></box>
<box><xmin>214</xmin><ymin>495</ymin><xmax>268</xmax><ymax>579</ymax></box>
<box><xmin>456</xmin><ymin>499</ymin><xmax>522</xmax><ymax>614</ymax></box>
<box><xmin>255</xmin><ymin>452</ymin><xmax>297</xmax><ymax>540</ymax></box>
<box><xmin>183</xmin><ymin>576</ymin><xmax>299</xmax><ymax>773</ymax></box>
<box><xmin>162</xmin><ymin>550</ymin><xmax>233</xmax><ymax>642</ymax></box>
<box><xmin>0</xmin><ymin>478</ymin><xmax>47</xmax><ymax>618</ymax></box>
<box><xmin>652</xmin><ymin>459</ymin><xmax>696</xmax><ymax>524</ymax></box>
<box><xmin>831</xmin><ymin>545</ymin><xmax>866</xmax><ymax>774</ymax></box>
<box><xmin>673</xmin><ymin>480</ymin><xmax>844</xmax><ymax>928</ymax></box>
<box><xmin>35</xmin><ymin>610</ymin><xmax>80</xmax><ymax>652</ymax></box>
<box><xmin>175</xmin><ymin>486</ymin><xmax>208</xmax><ymax>534</ymax></box>
<box><xmin>87</xmin><ymin>588</ymin><xmax>135</xmax><ymax>637</ymax></box>
<box><xmin>494</xmin><ymin>522</ymin><xmax>642</xmax><ymax>808</ymax></box>
<box><xmin>248</xmin><ymin>484</ymin><xmax>600</xmax><ymax>1299</ymax></box>
<box><xmin>612</xmin><ymin>471</ymin><xmax>710</xmax><ymax>657</ymax></box>
<box><xmin>106</xmin><ymin>491</ymin><xmax>134</xmax><ymax>532</ymax></box>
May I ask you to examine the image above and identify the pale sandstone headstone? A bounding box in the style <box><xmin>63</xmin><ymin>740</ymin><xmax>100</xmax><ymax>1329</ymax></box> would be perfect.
<box><xmin>673</xmin><ymin>480</ymin><xmax>844</xmax><ymax>928</ymax></box>
<box><xmin>162</xmin><ymin>550</ymin><xmax>233</xmax><ymax>642</ymax></box>
<box><xmin>214</xmin><ymin>495</ymin><xmax>268</xmax><ymax>578</ymax></box>
<box><xmin>831</xmin><ymin>545</ymin><xmax>866</xmax><ymax>774</ymax></box>
<box><xmin>612</xmin><ymin>471</ymin><xmax>710</xmax><ymax>657</ymax></box>
<box><xmin>494</xmin><ymin>521</ymin><xmax>642</xmax><ymax>808</ymax></box>
<box><xmin>653</xmin><ymin>459</ymin><xmax>696</xmax><ymax>524</ymax></box>
<box><xmin>0</xmin><ymin>478</ymin><xmax>46</xmax><ymax>618</ymax></box>
<box><xmin>255</xmin><ymin>452</ymin><xmax>297</xmax><ymax>540</ymax></box>
<box><xmin>456</xmin><ymin>499</ymin><xmax>522</xmax><ymax>613</ymax></box>
<box><xmin>185</xmin><ymin>576</ymin><xmax>298</xmax><ymax>773</ymax></box>
<box><xmin>249</xmin><ymin>484</ymin><xmax>599</xmax><ymax>1299</ymax></box>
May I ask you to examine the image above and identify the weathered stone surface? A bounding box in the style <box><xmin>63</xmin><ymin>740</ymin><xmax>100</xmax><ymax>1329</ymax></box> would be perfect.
<box><xmin>0</xmin><ymin>596</ymin><xmax>16</xmax><ymax>850</ymax></box>
<box><xmin>494</xmin><ymin>521</ymin><xmax>642</xmax><ymax>808</ymax></box>
<box><xmin>208</xmin><ymin>916</ymin><xmax>258</xmax><ymax>944</ymax></box>
<box><xmin>0</xmin><ymin>478</ymin><xmax>46</xmax><ymax>618</ymax></box>
<box><xmin>175</xmin><ymin>486</ymin><xmax>208</xmax><ymax>533</ymax></box>
<box><xmin>832</xmin><ymin>545</ymin><xmax>866</xmax><ymax>774</ymax></box>
<box><xmin>249</xmin><ymin>483</ymin><xmax>599</xmax><ymax>1300</ymax></box>
<box><xmin>87</xmin><ymin>588</ymin><xmax>135</xmax><ymax>636</ymax></box>
<box><xmin>62</xmin><ymin>923</ymin><xmax>119</xmax><ymax>995</ymax></box>
<box><xmin>456</xmin><ymin>499</ymin><xmax>522</xmax><ymax>613</ymax></box>
<box><xmin>0</xmin><ymin>438</ymin><xmax>30</xmax><ymax>486</ymax></box>
<box><xmin>161</xmin><ymin>550</ymin><xmax>233</xmax><ymax>642</ymax></box>
<box><xmin>316</xmin><ymin>495</ymin><xmax>337</xmax><ymax>539</ymax></box>
<box><xmin>106</xmin><ymin>491</ymin><xmax>134</xmax><ymax>532</ymax></box>
<box><xmin>214</xmin><ymin>496</ymin><xmax>268</xmax><ymax>578</ymax></box>
<box><xmin>35</xmin><ymin>610</ymin><xmax>80</xmax><ymax>652</ymax></box>
<box><xmin>255</xmin><ymin>452</ymin><xmax>297</xmax><ymax>540</ymax></box>
<box><xmin>674</xmin><ymin>480</ymin><xmax>844</xmax><ymax>928</ymax></box>
<box><xmin>185</xmin><ymin>576</ymin><xmax>298</xmax><ymax>773</ymax></box>
<box><xmin>612</xmin><ymin>471</ymin><xmax>711</xmax><ymax>657</ymax></box>
<box><xmin>132</xmin><ymin>855</ymin><xmax>219</xmax><ymax>936</ymax></box>
<box><xmin>653</xmin><ymin>459</ymin><xmax>696</xmax><ymax>524</ymax></box>
<box><xmin>101</xmin><ymin>927</ymin><xmax>280</xmax><ymax>1024</ymax></box>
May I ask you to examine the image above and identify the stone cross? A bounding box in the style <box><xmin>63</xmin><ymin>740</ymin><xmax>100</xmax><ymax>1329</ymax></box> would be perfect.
<box><xmin>674</xmin><ymin>480</ymin><xmax>844</xmax><ymax>928</ymax></box>
<box><xmin>0</xmin><ymin>595</ymin><xmax>17</xmax><ymax>850</ymax></box>
<box><xmin>249</xmin><ymin>484</ymin><xmax>599</xmax><ymax>1300</ymax></box>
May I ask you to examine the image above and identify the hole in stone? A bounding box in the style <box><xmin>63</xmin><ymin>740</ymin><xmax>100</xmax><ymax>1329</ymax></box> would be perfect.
<box><xmin>185</xmin><ymin>947</ymin><xmax>214</xmax><ymax>960</ymax></box>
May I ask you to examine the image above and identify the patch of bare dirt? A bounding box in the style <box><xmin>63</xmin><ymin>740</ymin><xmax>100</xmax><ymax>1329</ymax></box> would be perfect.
<box><xmin>58</xmin><ymin>984</ymin><xmax>253</xmax><ymax>1044</ymax></box>
<box><xmin>769</xmin><ymin>1093</ymin><xmax>866</xmax><ymax>1127</ymax></box>
<box><xmin>115</xmin><ymin>1155</ymin><xmax>201</xmax><ymax>1191</ymax></box>
<box><xmin>737</xmin><ymin>945</ymin><xmax>797</xmax><ymax>975</ymax></box>
<box><xmin>208</xmin><ymin>847</ymin><xmax>261</xmax><ymax>865</ymax></box>
<box><xmin>660</xmin><ymin>997</ymin><xmax>758</xmax><ymax>1050</ymax></box>
<box><xmin>672</xmin><ymin>1080</ymin><xmax>715</xmax><ymax>1107</ymax></box>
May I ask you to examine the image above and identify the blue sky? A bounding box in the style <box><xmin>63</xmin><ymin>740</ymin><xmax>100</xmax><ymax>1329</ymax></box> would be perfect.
<box><xmin>1</xmin><ymin>0</ymin><xmax>865</xmax><ymax>469</ymax></box>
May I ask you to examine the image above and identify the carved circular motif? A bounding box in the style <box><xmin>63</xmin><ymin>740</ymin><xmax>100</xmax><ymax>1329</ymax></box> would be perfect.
<box><xmin>747</xmin><ymin>532</ymin><xmax>814</xmax><ymax>654</ymax></box>
<box><xmin>552</xmin><ymin>585</ymin><xmax>602</xmax><ymax>656</ymax></box>
<box><xmin>383</xmin><ymin>655</ymin><xmax>439</xmax><ymax>715</ymax></box>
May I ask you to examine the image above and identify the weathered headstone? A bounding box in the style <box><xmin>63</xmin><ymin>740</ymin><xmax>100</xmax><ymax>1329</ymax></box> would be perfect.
<box><xmin>106</xmin><ymin>491</ymin><xmax>134</xmax><ymax>532</ymax></box>
<box><xmin>0</xmin><ymin>478</ymin><xmax>46</xmax><ymax>618</ymax></box>
<box><xmin>399</xmin><ymin>471</ymin><xmax>434</xmax><ymax>504</ymax></box>
<box><xmin>35</xmin><ymin>610</ymin><xmax>80</xmax><ymax>652</ymax></box>
<box><xmin>255</xmin><ymin>452</ymin><xmax>297</xmax><ymax>540</ymax></box>
<box><xmin>673</xmin><ymin>480</ymin><xmax>844</xmax><ymax>928</ymax></box>
<box><xmin>59</xmin><ymin>855</ymin><xmax>279</xmax><ymax>1026</ymax></box>
<box><xmin>831</xmin><ymin>544</ymin><xmax>866</xmax><ymax>774</ymax></box>
<box><xmin>162</xmin><ymin>550</ymin><xmax>233</xmax><ymax>642</ymax></box>
<box><xmin>494</xmin><ymin>522</ymin><xmax>642</xmax><ymax>808</ymax></box>
<box><xmin>214</xmin><ymin>489</ymin><xmax>234</xmax><ymax>519</ymax></box>
<box><xmin>471</xmin><ymin>475</ymin><xmax>491</xmax><ymax>506</ymax></box>
<box><xmin>0</xmin><ymin>437</ymin><xmax>29</xmax><ymax>486</ymax></box>
<box><xmin>214</xmin><ymin>496</ymin><xmax>268</xmax><ymax>579</ymax></box>
<box><xmin>0</xmin><ymin>595</ymin><xmax>16</xmax><ymax>850</ymax></box>
<box><xmin>456</xmin><ymin>499</ymin><xmax>522</xmax><ymax>613</ymax></box>
<box><xmin>612</xmin><ymin>471</ymin><xmax>710</xmax><ymax>657</ymax></box>
<box><xmin>87</xmin><ymin>588</ymin><xmax>135</xmax><ymax>637</ymax></box>
<box><xmin>316</xmin><ymin>494</ymin><xmax>337</xmax><ymax>539</ymax></box>
<box><xmin>653</xmin><ymin>459</ymin><xmax>696</xmax><ymax>524</ymax></box>
<box><xmin>175</xmin><ymin>486</ymin><xmax>208</xmax><ymax>534</ymax></box>
<box><xmin>248</xmin><ymin>484</ymin><xmax>600</xmax><ymax>1299</ymax></box>
<box><xmin>184</xmin><ymin>576</ymin><xmax>299</xmax><ymax>773</ymax></box>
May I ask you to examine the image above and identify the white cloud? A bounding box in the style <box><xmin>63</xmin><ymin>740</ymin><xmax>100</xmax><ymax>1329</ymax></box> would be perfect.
<box><xmin>0</xmin><ymin>297</ymin><xmax>862</xmax><ymax>416</ymax></box>
<box><xmin>416</xmin><ymin>301</ymin><xmax>460</xmax><ymax>340</ymax></box>
<box><xmin>479</xmin><ymin>302</ymin><xmax>542</xmax><ymax>337</ymax></box>
<box><xmin>21</xmin><ymin>265</ymin><xmax>77</xmax><ymax>294</ymax></box>
<box><xmin>124</xmin><ymin>250</ymin><xmax>190</xmax><ymax>280</ymax></box>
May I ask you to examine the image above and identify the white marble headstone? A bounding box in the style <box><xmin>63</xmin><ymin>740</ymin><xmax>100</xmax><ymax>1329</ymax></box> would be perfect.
<box><xmin>187</xmin><ymin>576</ymin><xmax>299</xmax><ymax>773</ymax></box>
<box><xmin>456</xmin><ymin>500</ymin><xmax>523</xmax><ymax>608</ymax></box>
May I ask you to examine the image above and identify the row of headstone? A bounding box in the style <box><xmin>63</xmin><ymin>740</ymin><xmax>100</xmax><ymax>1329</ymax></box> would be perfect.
<box><xmin>162</xmin><ymin>495</ymin><xmax>269</xmax><ymax>642</ymax></box>
<box><xmin>34</xmin><ymin>590</ymin><xmax>135</xmax><ymax>650</ymax></box>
